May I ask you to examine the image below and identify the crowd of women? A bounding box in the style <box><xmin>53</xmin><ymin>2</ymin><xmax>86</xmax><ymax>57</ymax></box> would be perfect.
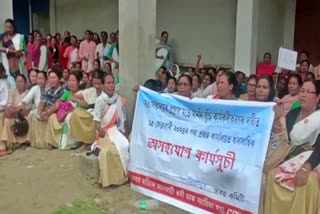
<box><xmin>1</xmin><ymin>18</ymin><xmax>320</xmax><ymax>213</ymax></box>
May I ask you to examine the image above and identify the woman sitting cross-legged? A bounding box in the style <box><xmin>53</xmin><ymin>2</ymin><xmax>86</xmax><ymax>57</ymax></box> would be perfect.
<box><xmin>91</xmin><ymin>73</ymin><xmax>129</xmax><ymax>188</ymax></box>
<box><xmin>45</xmin><ymin>71</ymin><xmax>83</xmax><ymax>149</ymax></box>
<box><xmin>69</xmin><ymin>69</ymin><xmax>104</xmax><ymax>148</ymax></box>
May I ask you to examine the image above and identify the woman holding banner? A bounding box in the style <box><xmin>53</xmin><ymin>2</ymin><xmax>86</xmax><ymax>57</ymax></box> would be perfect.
<box><xmin>92</xmin><ymin>73</ymin><xmax>129</xmax><ymax>187</ymax></box>
<box><xmin>177</xmin><ymin>74</ymin><xmax>193</xmax><ymax>98</ymax></box>
<box><xmin>264</xmin><ymin>80</ymin><xmax>320</xmax><ymax>214</ymax></box>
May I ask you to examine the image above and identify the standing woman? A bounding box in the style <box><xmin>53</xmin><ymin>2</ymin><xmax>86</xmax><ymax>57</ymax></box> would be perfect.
<box><xmin>255</xmin><ymin>75</ymin><xmax>276</xmax><ymax>102</ymax></box>
<box><xmin>79</xmin><ymin>30</ymin><xmax>96</xmax><ymax>73</ymax></box>
<box><xmin>240</xmin><ymin>74</ymin><xmax>257</xmax><ymax>101</ymax></box>
<box><xmin>92</xmin><ymin>73</ymin><xmax>129</xmax><ymax>187</ymax></box>
<box><xmin>207</xmin><ymin>70</ymin><xmax>238</xmax><ymax>100</ymax></box>
<box><xmin>107</xmin><ymin>31</ymin><xmax>119</xmax><ymax>72</ymax></box>
<box><xmin>64</xmin><ymin>36</ymin><xmax>80</xmax><ymax>69</ymax></box>
<box><xmin>0</xmin><ymin>63</ymin><xmax>9</xmax><ymax>156</ymax></box>
<box><xmin>34</xmin><ymin>33</ymin><xmax>49</xmax><ymax>71</ymax></box>
<box><xmin>1</xmin><ymin>74</ymin><xmax>29</xmax><ymax>153</ymax></box>
<box><xmin>48</xmin><ymin>36</ymin><xmax>59</xmax><ymax>68</ymax></box>
<box><xmin>0</xmin><ymin>19</ymin><xmax>27</xmax><ymax>79</ymax></box>
<box><xmin>59</xmin><ymin>36</ymin><xmax>71</xmax><ymax>69</ymax></box>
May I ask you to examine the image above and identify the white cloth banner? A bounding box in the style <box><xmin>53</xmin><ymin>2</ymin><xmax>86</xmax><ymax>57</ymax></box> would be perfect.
<box><xmin>129</xmin><ymin>87</ymin><xmax>275</xmax><ymax>214</ymax></box>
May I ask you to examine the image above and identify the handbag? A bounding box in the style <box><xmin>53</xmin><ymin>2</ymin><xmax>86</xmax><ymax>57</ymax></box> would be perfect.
<box><xmin>11</xmin><ymin>111</ymin><xmax>29</xmax><ymax>137</ymax></box>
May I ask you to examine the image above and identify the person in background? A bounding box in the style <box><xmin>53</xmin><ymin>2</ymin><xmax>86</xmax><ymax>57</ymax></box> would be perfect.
<box><xmin>296</xmin><ymin>51</ymin><xmax>313</xmax><ymax>72</ymax></box>
<box><xmin>166</xmin><ymin>76</ymin><xmax>177</xmax><ymax>94</ymax></box>
<box><xmin>168</xmin><ymin>64</ymin><xmax>181</xmax><ymax>79</ymax></box>
<box><xmin>200</xmin><ymin>68</ymin><xmax>225</xmax><ymax>98</ymax></box>
<box><xmin>207</xmin><ymin>70</ymin><xmax>238</xmax><ymax>100</ymax></box>
<box><xmin>0</xmin><ymin>19</ymin><xmax>27</xmax><ymax>79</ymax></box>
<box><xmin>264</xmin><ymin>80</ymin><xmax>320</xmax><ymax>214</ymax></box>
<box><xmin>274</xmin><ymin>74</ymin><xmax>302</xmax><ymax>117</ymax></box>
<box><xmin>191</xmin><ymin>74</ymin><xmax>202</xmax><ymax>98</ymax></box>
<box><xmin>312</xmin><ymin>64</ymin><xmax>320</xmax><ymax>80</ymax></box>
<box><xmin>202</xmin><ymin>73</ymin><xmax>214</xmax><ymax>90</ymax></box>
<box><xmin>177</xmin><ymin>74</ymin><xmax>192</xmax><ymax>98</ymax></box>
<box><xmin>59</xmin><ymin>36</ymin><xmax>71</xmax><ymax>69</ymax></box>
<box><xmin>48</xmin><ymin>36</ymin><xmax>59</xmax><ymax>68</ymax></box>
<box><xmin>256</xmin><ymin>52</ymin><xmax>276</xmax><ymax>77</ymax></box>
<box><xmin>187</xmin><ymin>67</ymin><xmax>195</xmax><ymax>76</ymax></box>
<box><xmin>62</xmin><ymin>68</ymin><xmax>70</xmax><ymax>83</ymax></box>
<box><xmin>64</xmin><ymin>35</ymin><xmax>79</xmax><ymax>69</ymax></box>
<box><xmin>107</xmin><ymin>31</ymin><xmax>119</xmax><ymax>71</ymax></box>
<box><xmin>74</xmin><ymin>62</ymin><xmax>81</xmax><ymax>70</ymax></box>
<box><xmin>93</xmin><ymin>33</ymin><xmax>101</xmax><ymax>45</ymax></box>
<box><xmin>1</xmin><ymin>74</ymin><xmax>29</xmax><ymax>153</ymax></box>
<box><xmin>109</xmin><ymin>32</ymin><xmax>116</xmax><ymax>44</ymax></box>
<box><xmin>96</xmin><ymin>31</ymin><xmax>110</xmax><ymax>67</ymax></box>
<box><xmin>0</xmin><ymin>63</ymin><xmax>9</xmax><ymax>156</ymax></box>
<box><xmin>276</xmin><ymin>77</ymin><xmax>288</xmax><ymax>99</ymax></box>
<box><xmin>31</xmin><ymin>32</ymin><xmax>48</xmax><ymax>71</ymax></box>
<box><xmin>92</xmin><ymin>73</ymin><xmax>129</xmax><ymax>187</ymax></box>
<box><xmin>28</xmin><ymin>69</ymin><xmax>38</xmax><ymax>89</ymax></box>
<box><xmin>79</xmin><ymin>30</ymin><xmax>96</xmax><ymax>73</ymax></box>
<box><xmin>64</xmin><ymin>31</ymin><xmax>71</xmax><ymax>39</ymax></box>
<box><xmin>298</xmin><ymin>59</ymin><xmax>310</xmax><ymax>81</ymax></box>
<box><xmin>55</xmin><ymin>33</ymin><xmax>62</xmax><ymax>45</ymax></box>
<box><xmin>104</xmin><ymin>62</ymin><xmax>112</xmax><ymax>75</ymax></box>
<box><xmin>46</xmin><ymin>33</ymin><xmax>52</xmax><ymax>47</ymax></box>
<box><xmin>240</xmin><ymin>74</ymin><xmax>257</xmax><ymax>101</ymax></box>
<box><xmin>255</xmin><ymin>75</ymin><xmax>275</xmax><ymax>102</ymax></box>
<box><xmin>27</xmin><ymin>33</ymin><xmax>34</xmax><ymax>62</ymax></box>
<box><xmin>236</xmin><ymin>71</ymin><xmax>247</xmax><ymax>95</ymax></box>
<box><xmin>306</xmin><ymin>72</ymin><xmax>315</xmax><ymax>81</ymax></box>
<box><xmin>160</xmin><ymin>71</ymin><xmax>171</xmax><ymax>92</ymax></box>
<box><xmin>155</xmin><ymin>31</ymin><xmax>174</xmax><ymax>69</ymax></box>
<box><xmin>79</xmin><ymin>72</ymin><xmax>90</xmax><ymax>90</ymax></box>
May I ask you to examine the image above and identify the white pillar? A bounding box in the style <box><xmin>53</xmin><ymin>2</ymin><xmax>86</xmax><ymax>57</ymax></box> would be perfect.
<box><xmin>0</xmin><ymin>0</ymin><xmax>13</xmax><ymax>26</ymax></box>
<box><xmin>119</xmin><ymin>0</ymin><xmax>156</xmax><ymax>127</ymax></box>
<box><xmin>283</xmin><ymin>0</ymin><xmax>296</xmax><ymax>50</ymax></box>
<box><xmin>49</xmin><ymin>0</ymin><xmax>57</xmax><ymax>33</ymax></box>
<box><xmin>234</xmin><ymin>0</ymin><xmax>259</xmax><ymax>75</ymax></box>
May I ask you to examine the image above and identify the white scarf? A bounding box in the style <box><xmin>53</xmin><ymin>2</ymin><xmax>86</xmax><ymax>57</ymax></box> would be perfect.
<box><xmin>100</xmin><ymin>91</ymin><xmax>126</xmax><ymax>133</ymax></box>
<box><xmin>290</xmin><ymin>110</ymin><xmax>320</xmax><ymax>146</ymax></box>
<box><xmin>0</xmin><ymin>79</ymin><xmax>9</xmax><ymax>106</ymax></box>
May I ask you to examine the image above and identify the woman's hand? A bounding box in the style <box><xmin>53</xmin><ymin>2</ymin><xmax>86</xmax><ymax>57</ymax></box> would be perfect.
<box><xmin>98</xmin><ymin>128</ymin><xmax>106</xmax><ymax>138</ymax></box>
<box><xmin>293</xmin><ymin>168</ymin><xmax>310</xmax><ymax>186</ymax></box>
<box><xmin>132</xmin><ymin>85</ymin><xmax>139</xmax><ymax>96</ymax></box>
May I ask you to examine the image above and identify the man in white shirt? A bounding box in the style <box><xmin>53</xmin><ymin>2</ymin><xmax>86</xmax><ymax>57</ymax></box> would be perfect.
<box><xmin>95</xmin><ymin>31</ymin><xmax>111</xmax><ymax>68</ymax></box>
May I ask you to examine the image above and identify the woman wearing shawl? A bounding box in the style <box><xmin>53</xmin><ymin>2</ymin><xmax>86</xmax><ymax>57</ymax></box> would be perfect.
<box><xmin>45</xmin><ymin>71</ymin><xmax>82</xmax><ymax>149</ymax></box>
<box><xmin>92</xmin><ymin>73</ymin><xmax>129</xmax><ymax>187</ymax></box>
<box><xmin>69</xmin><ymin>70</ymin><xmax>104</xmax><ymax>145</ymax></box>
<box><xmin>106</xmin><ymin>32</ymin><xmax>119</xmax><ymax>72</ymax></box>
<box><xmin>31</xmin><ymin>33</ymin><xmax>48</xmax><ymax>71</ymax></box>
<box><xmin>79</xmin><ymin>30</ymin><xmax>96</xmax><ymax>73</ymax></box>
<box><xmin>262</xmin><ymin>80</ymin><xmax>320</xmax><ymax>214</ymax></box>
<box><xmin>0</xmin><ymin>19</ymin><xmax>27</xmax><ymax>80</ymax></box>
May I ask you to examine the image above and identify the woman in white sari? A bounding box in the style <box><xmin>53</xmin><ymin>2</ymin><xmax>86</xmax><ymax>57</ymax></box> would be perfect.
<box><xmin>0</xmin><ymin>19</ymin><xmax>27</xmax><ymax>82</ymax></box>
<box><xmin>92</xmin><ymin>73</ymin><xmax>129</xmax><ymax>187</ymax></box>
<box><xmin>0</xmin><ymin>63</ymin><xmax>9</xmax><ymax>156</ymax></box>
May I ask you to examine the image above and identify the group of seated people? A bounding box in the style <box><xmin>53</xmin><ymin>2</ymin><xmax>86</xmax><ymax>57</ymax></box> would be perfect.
<box><xmin>1</xmin><ymin>18</ymin><xmax>320</xmax><ymax>214</ymax></box>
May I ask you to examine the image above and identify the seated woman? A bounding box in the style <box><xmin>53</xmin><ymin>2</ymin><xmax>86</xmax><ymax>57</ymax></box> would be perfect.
<box><xmin>166</xmin><ymin>76</ymin><xmax>177</xmax><ymax>94</ymax></box>
<box><xmin>200</xmin><ymin>68</ymin><xmax>225</xmax><ymax>98</ymax></box>
<box><xmin>264</xmin><ymin>80</ymin><xmax>320</xmax><ymax>214</ymax></box>
<box><xmin>21</xmin><ymin>71</ymin><xmax>47</xmax><ymax>148</ymax></box>
<box><xmin>35</xmin><ymin>69</ymin><xmax>65</xmax><ymax>148</ymax></box>
<box><xmin>45</xmin><ymin>71</ymin><xmax>82</xmax><ymax>149</ymax></box>
<box><xmin>92</xmin><ymin>73</ymin><xmax>129</xmax><ymax>187</ymax></box>
<box><xmin>177</xmin><ymin>74</ymin><xmax>193</xmax><ymax>98</ymax></box>
<box><xmin>240</xmin><ymin>74</ymin><xmax>257</xmax><ymax>101</ymax></box>
<box><xmin>255</xmin><ymin>75</ymin><xmax>276</xmax><ymax>102</ymax></box>
<box><xmin>191</xmin><ymin>74</ymin><xmax>203</xmax><ymax>98</ymax></box>
<box><xmin>1</xmin><ymin>74</ymin><xmax>29</xmax><ymax>153</ymax></box>
<box><xmin>28</xmin><ymin>69</ymin><xmax>38</xmax><ymax>89</ymax></box>
<box><xmin>0</xmin><ymin>64</ymin><xmax>9</xmax><ymax>156</ymax></box>
<box><xmin>236</xmin><ymin>71</ymin><xmax>247</xmax><ymax>95</ymax></box>
<box><xmin>274</xmin><ymin>74</ymin><xmax>302</xmax><ymax>117</ymax></box>
<box><xmin>69</xmin><ymin>69</ymin><xmax>104</xmax><ymax>146</ymax></box>
<box><xmin>202</xmin><ymin>73</ymin><xmax>214</xmax><ymax>91</ymax></box>
<box><xmin>207</xmin><ymin>70</ymin><xmax>238</xmax><ymax>100</ymax></box>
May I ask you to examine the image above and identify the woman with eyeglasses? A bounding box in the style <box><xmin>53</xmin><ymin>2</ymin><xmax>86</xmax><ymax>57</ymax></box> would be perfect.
<box><xmin>263</xmin><ymin>80</ymin><xmax>320</xmax><ymax>214</ymax></box>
